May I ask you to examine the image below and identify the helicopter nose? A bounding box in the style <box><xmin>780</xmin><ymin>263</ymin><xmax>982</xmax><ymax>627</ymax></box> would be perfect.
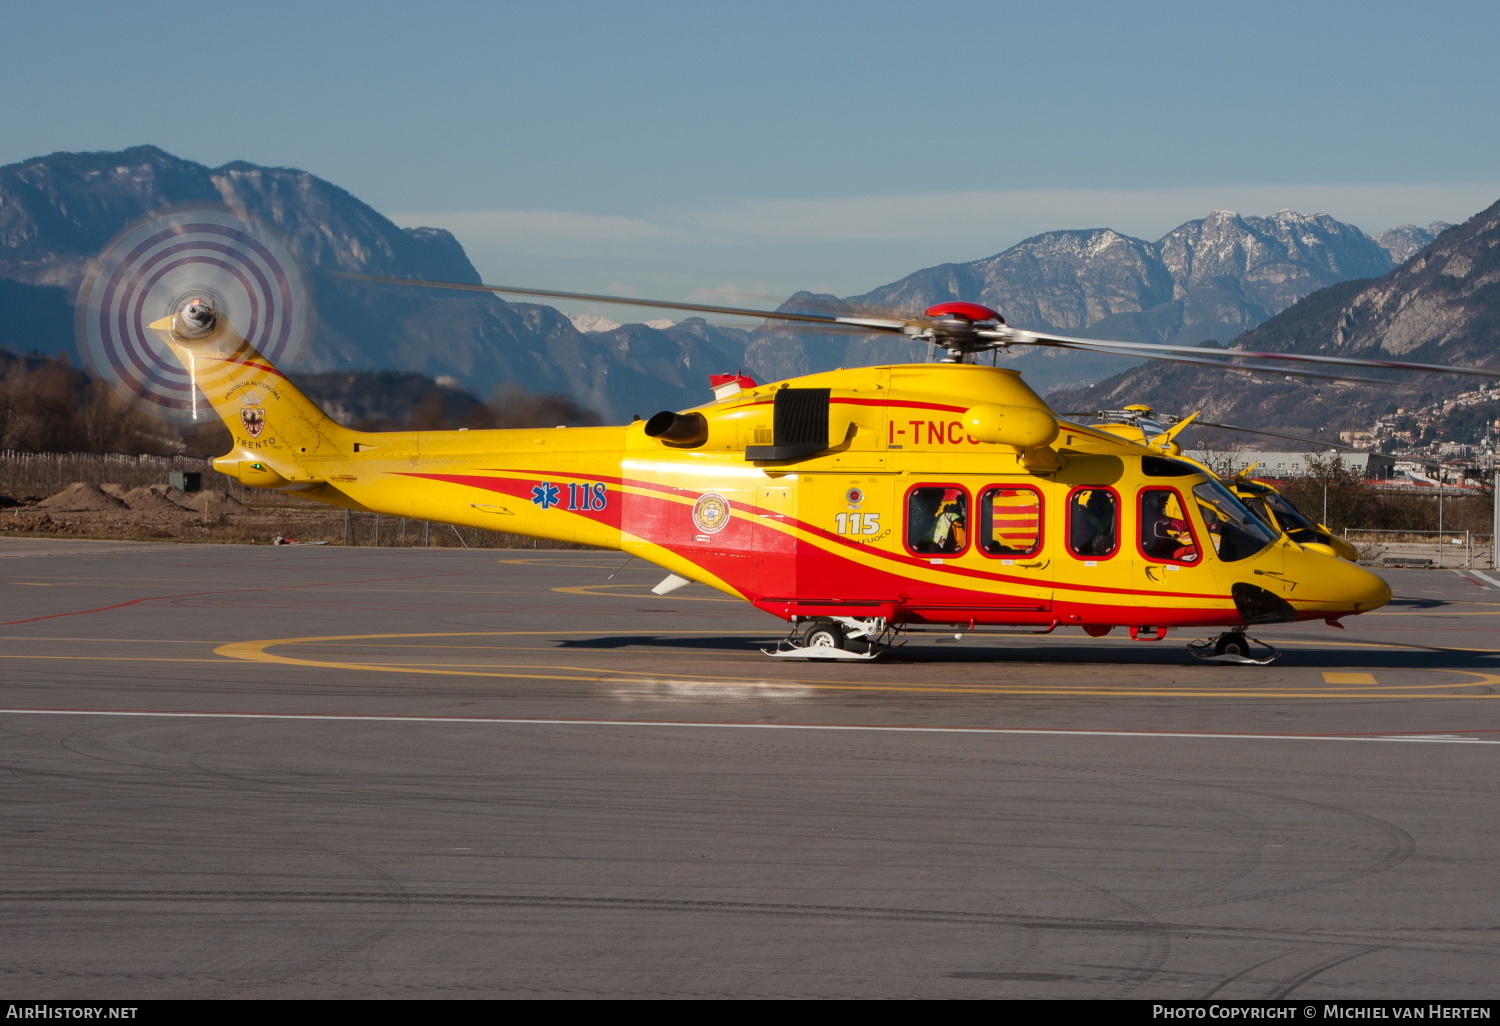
<box><xmin>1287</xmin><ymin>547</ymin><xmax>1392</xmax><ymax>616</ymax></box>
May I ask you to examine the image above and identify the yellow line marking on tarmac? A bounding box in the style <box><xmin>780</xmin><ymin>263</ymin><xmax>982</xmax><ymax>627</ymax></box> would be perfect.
<box><xmin>552</xmin><ymin>583</ymin><xmax>739</xmax><ymax>602</ymax></box>
<box><xmin>214</xmin><ymin>631</ymin><xmax>1500</xmax><ymax>699</ymax></box>
<box><xmin>1323</xmin><ymin>672</ymin><xmax>1378</xmax><ymax>684</ymax></box>
<box><xmin>1371</xmin><ymin>610</ymin><xmax>1500</xmax><ymax>616</ymax></box>
<box><xmin>347</xmin><ymin>658</ymin><xmax>1471</xmax><ymax>693</ymax></box>
<box><xmin>1274</xmin><ymin>638</ymin><xmax>1500</xmax><ymax>653</ymax></box>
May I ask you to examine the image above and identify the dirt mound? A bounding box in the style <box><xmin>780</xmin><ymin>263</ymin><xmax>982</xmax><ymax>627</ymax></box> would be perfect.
<box><xmin>159</xmin><ymin>487</ymin><xmax>248</xmax><ymax>512</ymax></box>
<box><xmin>99</xmin><ymin>483</ymin><xmax>127</xmax><ymax>500</ymax></box>
<box><xmin>120</xmin><ymin>486</ymin><xmax>188</xmax><ymax>513</ymax></box>
<box><xmin>35</xmin><ymin>482</ymin><xmax>127</xmax><ymax>512</ymax></box>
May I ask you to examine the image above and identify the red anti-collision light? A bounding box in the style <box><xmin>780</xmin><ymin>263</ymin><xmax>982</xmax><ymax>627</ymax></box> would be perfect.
<box><xmin>925</xmin><ymin>301</ymin><xmax>1003</xmax><ymax>323</ymax></box>
<box><xmin>709</xmin><ymin>373</ymin><xmax>758</xmax><ymax>389</ymax></box>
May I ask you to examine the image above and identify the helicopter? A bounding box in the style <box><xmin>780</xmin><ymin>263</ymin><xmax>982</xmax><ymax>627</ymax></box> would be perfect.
<box><xmin>83</xmin><ymin>209</ymin><xmax>1500</xmax><ymax>665</ymax></box>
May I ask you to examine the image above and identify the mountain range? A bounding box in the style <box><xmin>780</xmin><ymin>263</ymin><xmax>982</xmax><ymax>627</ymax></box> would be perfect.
<box><xmin>745</xmin><ymin>212</ymin><xmax>1449</xmax><ymax>394</ymax></box>
<box><xmin>0</xmin><ymin>145</ymin><xmax>1469</xmax><ymax>421</ymax></box>
<box><xmin>1050</xmin><ymin>197</ymin><xmax>1500</xmax><ymax>434</ymax></box>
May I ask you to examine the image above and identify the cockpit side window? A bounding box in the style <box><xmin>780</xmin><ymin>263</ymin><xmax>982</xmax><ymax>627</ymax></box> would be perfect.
<box><xmin>1192</xmin><ymin>481</ymin><xmax>1276</xmax><ymax>562</ymax></box>
<box><xmin>1068</xmin><ymin>487</ymin><xmax>1119</xmax><ymax>559</ymax></box>
<box><xmin>1138</xmin><ymin>487</ymin><xmax>1200</xmax><ymax>565</ymax></box>
<box><xmin>906</xmin><ymin>485</ymin><xmax>969</xmax><ymax>555</ymax></box>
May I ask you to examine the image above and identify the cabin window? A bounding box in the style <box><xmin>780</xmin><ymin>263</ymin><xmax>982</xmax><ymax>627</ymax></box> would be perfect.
<box><xmin>1068</xmin><ymin>487</ymin><xmax>1118</xmax><ymax>559</ymax></box>
<box><xmin>1138</xmin><ymin>488</ymin><xmax>1200</xmax><ymax>564</ymax></box>
<box><xmin>1192</xmin><ymin>481</ymin><xmax>1276</xmax><ymax>562</ymax></box>
<box><xmin>906</xmin><ymin>485</ymin><xmax>969</xmax><ymax>555</ymax></box>
<box><xmin>1141</xmin><ymin>455</ymin><xmax>1197</xmax><ymax>477</ymax></box>
<box><xmin>978</xmin><ymin>486</ymin><xmax>1042</xmax><ymax>557</ymax></box>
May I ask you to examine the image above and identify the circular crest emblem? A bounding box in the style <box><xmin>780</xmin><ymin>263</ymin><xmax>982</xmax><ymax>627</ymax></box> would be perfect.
<box><xmin>691</xmin><ymin>492</ymin><xmax>732</xmax><ymax>534</ymax></box>
<box><xmin>845</xmin><ymin>487</ymin><xmax>864</xmax><ymax>506</ymax></box>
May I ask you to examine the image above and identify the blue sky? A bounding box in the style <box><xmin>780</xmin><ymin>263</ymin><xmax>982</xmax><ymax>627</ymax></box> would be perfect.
<box><xmin>4</xmin><ymin>0</ymin><xmax>1499</xmax><ymax>315</ymax></box>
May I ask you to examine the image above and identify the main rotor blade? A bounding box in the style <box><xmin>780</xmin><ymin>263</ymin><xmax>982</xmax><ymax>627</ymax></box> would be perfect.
<box><xmin>1038</xmin><ymin>340</ymin><xmax>1401</xmax><ymax>386</ymax></box>
<box><xmin>338</xmin><ymin>272</ymin><xmax>912</xmax><ymax>332</ymax></box>
<box><xmin>1063</xmin><ymin>412</ymin><xmax>1445</xmax><ymax>470</ymax></box>
<box><xmin>1187</xmin><ymin>420</ymin><xmax>1382</xmax><ymax>455</ymax></box>
<box><xmin>1187</xmin><ymin>419</ymin><xmax>1455</xmax><ymax>472</ymax></box>
<box><xmin>1005</xmin><ymin>329</ymin><xmax>1500</xmax><ymax>379</ymax></box>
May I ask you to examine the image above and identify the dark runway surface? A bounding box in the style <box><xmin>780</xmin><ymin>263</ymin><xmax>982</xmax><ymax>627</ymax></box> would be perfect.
<box><xmin>1</xmin><ymin>538</ymin><xmax>1497</xmax><ymax>998</ymax></box>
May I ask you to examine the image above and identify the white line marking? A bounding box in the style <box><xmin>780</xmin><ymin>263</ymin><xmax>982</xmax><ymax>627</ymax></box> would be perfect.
<box><xmin>1468</xmin><ymin>569</ymin><xmax>1500</xmax><ymax>589</ymax></box>
<box><xmin>0</xmin><ymin>708</ymin><xmax>1495</xmax><ymax>744</ymax></box>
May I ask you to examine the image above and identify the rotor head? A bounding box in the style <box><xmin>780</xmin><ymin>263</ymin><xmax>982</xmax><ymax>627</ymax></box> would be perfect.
<box><xmin>920</xmin><ymin>302</ymin><xmax>1007</xmax><ymax>361</ymax></box>
<box><xmin>170</xmin><ymin>292</ymin><xmax>223</xmax><ymax>341</ymax></box>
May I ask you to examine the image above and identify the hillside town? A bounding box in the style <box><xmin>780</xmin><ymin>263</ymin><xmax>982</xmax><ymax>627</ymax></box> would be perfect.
<box><xmin>1339</xmin><ymin>382</ymin><xmax>1500</xmax><ymax>488</ymax></box>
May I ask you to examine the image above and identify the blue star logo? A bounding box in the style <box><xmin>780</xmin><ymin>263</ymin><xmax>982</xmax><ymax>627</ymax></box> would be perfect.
<box><xmin>530</xmin><ymin>482</ymin><xmax>561</xmax><ymax>510</ymax></box>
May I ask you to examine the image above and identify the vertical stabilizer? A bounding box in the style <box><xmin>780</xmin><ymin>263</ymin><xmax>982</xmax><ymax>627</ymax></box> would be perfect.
<box><xmin>148</xmin><ymin>298</ymin><xmax>353</xmax><ymax>489</ymax></box>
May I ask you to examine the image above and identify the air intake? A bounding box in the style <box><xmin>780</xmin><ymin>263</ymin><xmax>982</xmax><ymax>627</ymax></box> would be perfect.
<box><xmin>745</xmin><ymin>388</ymin><xmax>830</xmax><ymax>461</ymax></box>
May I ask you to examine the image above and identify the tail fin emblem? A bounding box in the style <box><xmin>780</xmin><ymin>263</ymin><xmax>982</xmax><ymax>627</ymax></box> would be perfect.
<box><xmin>240</xmin><ymin>406</ymin><xmax>266</xmax><ymax>438</ymax></box>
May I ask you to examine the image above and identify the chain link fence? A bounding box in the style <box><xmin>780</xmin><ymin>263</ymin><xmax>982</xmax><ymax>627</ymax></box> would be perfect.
<box><xmin>0</xmin><ymin>449</ymin><xmax>244</xmax><ymax>498</ymax></box>
<box><xmin>1343</xmin><ymin>529</ymin><xmax>1495</xmax><ymax>569</ymax></box>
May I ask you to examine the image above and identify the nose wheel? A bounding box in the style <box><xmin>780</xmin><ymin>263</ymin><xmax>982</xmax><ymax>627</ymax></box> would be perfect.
<box><xmin>1188</xmin><ymin>630</ymin><xmax>1279</xmax><ymax>665</ymax></box>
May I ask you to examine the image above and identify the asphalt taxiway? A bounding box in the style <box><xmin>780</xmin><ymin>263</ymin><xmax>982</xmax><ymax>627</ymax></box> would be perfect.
<box><xmin>1</xmin><ymin>539</ymin><xmax>1497</xmax><ymax>998</ymax></box>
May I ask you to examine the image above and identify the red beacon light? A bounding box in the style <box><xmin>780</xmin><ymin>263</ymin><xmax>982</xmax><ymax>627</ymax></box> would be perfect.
<box><xmin>924</xmin><ymin>301</ymin><xmax>1003</xmax><ymax>324</ymax></box>
<box><xmin>709</xmin><ymin>372</ymin><xmax>759</xmax><ymax>400</ymax></box>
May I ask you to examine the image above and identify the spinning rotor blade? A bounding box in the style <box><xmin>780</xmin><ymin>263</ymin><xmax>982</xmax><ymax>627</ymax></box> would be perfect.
<box><xmin>1066</xmin><ymin>410</ymin><xmax>1445</xmax><ymax>471</ymax></box>
<box><xmin>77</xmin><ymin>209</ymin><xmax>312</xmax><ymax>421</ymax></box>
<box><xmin>1004</xmin><ymin>329</ymin><xmax>1500</xmax><ymax>380</ymax></box>
<box><xmin>343</xmin><ymin>272</ymin><xmax>1499</xmax><ymax>382</ymax></box>
<box><xmin>338</xmin><ymin>272</ymin><xmax>911</xmax><ymax>332</ymax></box>
<box><xmin>1038</xmin><ymin>341</ymin><xmax>1401</xmax><ymax>386</ymax></box>
<box><xmin>1187</xmin><ymin>419</ymin><xmax>1380</xmax><ymax>455</ymax></box>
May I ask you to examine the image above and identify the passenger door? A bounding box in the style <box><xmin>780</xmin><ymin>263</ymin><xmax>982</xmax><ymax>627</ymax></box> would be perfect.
<box><xmin>974</xmin><ymin>483</ymin><xmax>1053</xmax><ymax>610</ymax></box>
<box><xmin>1134</xmin><ymin>484</ymin><xmax>1212</xmax><ymax>600</ymax></box>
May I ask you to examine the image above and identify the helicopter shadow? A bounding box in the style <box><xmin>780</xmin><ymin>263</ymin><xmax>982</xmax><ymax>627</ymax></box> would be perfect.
<box><xmin>1385</xmin><ymin>596</ymin><xmax>1462</xmax><ymax>609</ymax></box>
<box><xmin>554</xmin><ymin>634</ymin><xmax>1497</xmax><ymax>670</ymax></box>
<box><xmin>875</xmin><ymin>644</ymin><xmax>1500</xmax><ymax>671</ymax></box>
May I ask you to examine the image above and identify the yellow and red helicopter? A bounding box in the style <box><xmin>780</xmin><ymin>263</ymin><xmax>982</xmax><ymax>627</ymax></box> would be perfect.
<box><xmin>83</xmin><ymin>211</ymin><xmax>1500</xmax><ymax>664</ymax></box>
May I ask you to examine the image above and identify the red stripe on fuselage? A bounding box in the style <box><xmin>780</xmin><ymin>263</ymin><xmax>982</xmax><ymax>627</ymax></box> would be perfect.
<box><xmin>742</xmin><ymin>397</ymin><xmax>967</xmax><ymax>413</ymax></box>
<box><xmin>398</xmin><ymin>468</ymin><xmax>1230</xmax><ymax>606</ymax></box>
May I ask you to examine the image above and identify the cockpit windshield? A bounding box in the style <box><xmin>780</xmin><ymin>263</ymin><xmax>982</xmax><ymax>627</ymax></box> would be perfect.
<box><xmin>1192</xmin><ymin>481</ymin><xmax>1276</xmax><ymax>562</ymax></box>
<box><xmin>1263</xmin><ymin>492</ymin><xmax>1321</xmax><ymax>534</ymax></box>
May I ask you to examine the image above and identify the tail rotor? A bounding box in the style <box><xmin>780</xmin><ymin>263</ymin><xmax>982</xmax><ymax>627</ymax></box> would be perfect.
<box><xmin>76</xmin><ymin>208</ymin><xmax>311</xmax><ymax>421</ymax></box>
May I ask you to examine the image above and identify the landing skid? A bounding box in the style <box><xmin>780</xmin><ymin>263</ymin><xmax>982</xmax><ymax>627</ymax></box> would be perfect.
<box><xmin>1187</xmin><ymin>631</ymin><xmax>1280</xmax><ymax>665</ymax></box>
<box><xmin>762</xmin><ymin>640</ymin><xmax>887</xmax><ymax>661</ymax></box>
<box><xmin>762</xmin><ymin>617</ymin><xmax>903</xmax><ymax>661</ymax></box>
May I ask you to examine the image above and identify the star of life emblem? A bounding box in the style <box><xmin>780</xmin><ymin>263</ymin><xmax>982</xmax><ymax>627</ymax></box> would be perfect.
<box><xmin>531</xmin><ymin>482</ymin><xmax>561</xmax><ymax>509</ymax></box>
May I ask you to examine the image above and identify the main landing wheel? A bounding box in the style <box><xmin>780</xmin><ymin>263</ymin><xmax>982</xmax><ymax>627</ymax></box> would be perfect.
<box><xmin>1213</xmin><ymin>632</ymin><xmax>1250</xmax><ymax>659</ymax></box>
<box><xmin>802</xmin><ymin>621</ymin><xmax>847</xmax><ymax>650</ymax></box>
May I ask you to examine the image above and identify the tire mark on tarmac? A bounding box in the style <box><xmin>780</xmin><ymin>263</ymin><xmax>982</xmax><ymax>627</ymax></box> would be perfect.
<box><xmin>0</xmin><ymin>890</ymin><xmax>1486</xmax><ymax>956</ymax></box>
